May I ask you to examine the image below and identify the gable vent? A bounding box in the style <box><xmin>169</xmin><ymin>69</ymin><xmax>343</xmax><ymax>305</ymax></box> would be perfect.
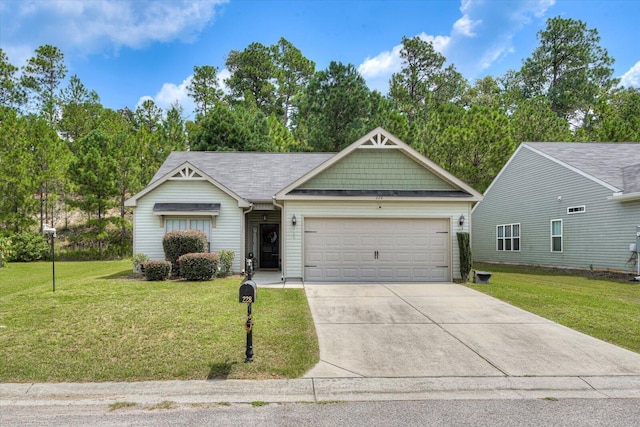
<box><xmin>172</xmin><ymin>166</ymin><xmax>202</xmax><ymax>179</ymax></box>
<box><xmin>361</xmin><ymin>132</ymin><xmax>400</xmax><ymax>148</ymax></box>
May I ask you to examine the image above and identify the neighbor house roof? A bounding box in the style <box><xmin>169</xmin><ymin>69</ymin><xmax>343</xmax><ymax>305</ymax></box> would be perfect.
<box><xmin>525</xmin><ymin>142</ymin><xmax>640</xmax><ymax>193</ymax></box>
<box><xmin>149</xmin><ymin>152</ymin><xmax>335</xmax><ymax>203</ymax></box>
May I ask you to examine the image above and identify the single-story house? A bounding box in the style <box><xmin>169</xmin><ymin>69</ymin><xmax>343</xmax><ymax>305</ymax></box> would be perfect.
<box><xmin>125</xmin><ymin>127</ymin><xmax>483</xmax><ymax>282</ymax></box>
<box><xmin>472</xmin><ymin>142</ymin><xmax>640</xmax><ymax>273</ymax></box>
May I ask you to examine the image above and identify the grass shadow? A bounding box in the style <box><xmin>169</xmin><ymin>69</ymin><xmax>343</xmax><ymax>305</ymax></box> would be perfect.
<box><xmin>100</xmin><ymin>269</ymin><xmax>138</xmax><ymax>280</ymax></box>
<box><xmin>207</xmin><ymin>361</ymin><xmax>237</xmax><ymax>380</ymax></box>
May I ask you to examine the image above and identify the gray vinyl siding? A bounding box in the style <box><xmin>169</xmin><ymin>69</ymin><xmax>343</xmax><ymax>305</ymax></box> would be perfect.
<box><xmin>473</xmin><ymin>146</ymin><xmax>639</xmax><ymax>273</ymax></box>
<box><xmin>300</xmin><ymin>149</ymin><xmax>457</xmax><ymax>190</ymax></box>
<box><xmin>283</xmin><ymin>200</ymin><xmax>472</xmax><ymax>281</ymax></box>
<box><xmin>133</xmin><ymin>180</ymin><xmax>244</xmax><ymax>273</ymax></box>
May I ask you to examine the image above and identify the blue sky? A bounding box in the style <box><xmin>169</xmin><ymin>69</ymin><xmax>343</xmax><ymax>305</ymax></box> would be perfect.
<box><xmin>1</xmin><ymin>0</ymin><xmax>639</xmax><ymax>119</ymax></box>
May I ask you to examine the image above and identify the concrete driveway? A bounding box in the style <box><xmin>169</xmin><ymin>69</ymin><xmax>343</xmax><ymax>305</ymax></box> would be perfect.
<box><xmin>303</xmin><ymin>283</ymin><xmax>640</xmax><ymax>378</ymax></box>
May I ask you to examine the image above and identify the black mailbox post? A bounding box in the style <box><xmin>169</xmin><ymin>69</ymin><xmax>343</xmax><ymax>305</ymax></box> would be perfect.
<box><xmin>239</xmin><ymin>277</ymin><xmax>257</xmax><ymax>362</ymax></box>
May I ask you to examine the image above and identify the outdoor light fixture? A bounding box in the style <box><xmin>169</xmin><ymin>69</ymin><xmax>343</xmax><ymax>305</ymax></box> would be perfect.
<box><xmin>292</xmin><ymin>214</ymin><xmax>297</xmax><ymax>226</ymax></box>
<box><xmin>459</xmin><ymin>214</ymin><xmax>465</xmax><ymax>226</ymax></box>
<box><xmin>263</xmin><ymin>214</ymin><xmax>267</xmax><ymax>221</ymax></box>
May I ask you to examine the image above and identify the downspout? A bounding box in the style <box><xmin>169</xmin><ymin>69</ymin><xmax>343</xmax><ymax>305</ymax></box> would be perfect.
<box><xmin>272</xmin><ymin>197</ymin><xmax>285</xmax><ymax>282</ymax></box>
<box><xmin>242</xmin><ymin>203</ymin><xmax>254</xmax><ymax>273</ymax></box>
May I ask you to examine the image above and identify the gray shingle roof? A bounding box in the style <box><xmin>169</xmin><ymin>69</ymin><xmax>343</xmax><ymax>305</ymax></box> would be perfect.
<box><xmin>525</xmin><ymin>142</ymin><xmax>640</xmax><ymax>192</ymax></box>
<box><xmin>151</xmin><ymin>152</ymin><xmax>335</xmax><ymax>202</ymax></box>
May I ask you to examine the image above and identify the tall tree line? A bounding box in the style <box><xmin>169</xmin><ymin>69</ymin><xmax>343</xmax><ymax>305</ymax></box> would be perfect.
<box><xmin>1</xmin><ymin>16</ymin><xmax>639</xmax><ymax>246</ymax></box>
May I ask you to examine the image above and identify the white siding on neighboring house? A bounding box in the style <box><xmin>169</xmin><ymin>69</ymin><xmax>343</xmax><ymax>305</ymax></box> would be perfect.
<box><xmin>133</xmin><ymin>180</ymin><xmax>244</xmax><ymax>272</ymax></box>
<box><xmin>473</xmin><ymin>146</ymin><xmax>640</xmax><ymax>272</ymax></box>
<box><xmin>282</xmin><ymin>200</ymin><xmax>473</xmax><ymax>281</ymax></box>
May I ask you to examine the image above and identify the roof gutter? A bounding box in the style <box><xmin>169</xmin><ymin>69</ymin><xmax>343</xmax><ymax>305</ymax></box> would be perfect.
<box><xmin>608</xmin><ymin>192</ymin><xmax>640</xmax><ymax>202</ymax></box>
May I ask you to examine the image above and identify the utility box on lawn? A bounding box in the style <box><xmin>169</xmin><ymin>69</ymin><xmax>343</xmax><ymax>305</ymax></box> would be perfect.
<box><xmin>474</xmin><ymin>270</ymin><xmax>492</xmax><ymax>284</ymax></box>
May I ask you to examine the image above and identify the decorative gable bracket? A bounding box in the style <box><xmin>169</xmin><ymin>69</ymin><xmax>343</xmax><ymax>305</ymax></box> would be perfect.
<box><xmin>171</xmin><ymin>166</ymin><xmax>203</xmax><ymax>179</ymax></box>
<box><xmin>359</xmin><ymin>132</ymin><xmax>400</xmax><ymax>149</ymax></box>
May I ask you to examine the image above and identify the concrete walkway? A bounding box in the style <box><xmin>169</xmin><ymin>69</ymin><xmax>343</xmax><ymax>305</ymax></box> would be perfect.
<box><xmin>2</xmin><ymin>282</ymin><xmax>640</xmax><ymax>406</ymax></box>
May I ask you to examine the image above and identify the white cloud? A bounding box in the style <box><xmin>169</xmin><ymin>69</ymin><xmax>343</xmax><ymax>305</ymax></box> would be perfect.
<box><xmin>358</xmin><ymin>34</ymin><xmax>450</xmax><ymax>80</ymax></box>
<box><xmin>154</xmin><ymin>76</ymin><xmax>194</xmax><ymax>110</ymax></box>
<box><xmin>139</xmin><ymin>68</ymin><xmax>230</xmax><ymax>119</ymax></box>
<box><xmin>450</xmin><ymin>0</ymin><xmax>555</xmax><ymax>75</ymax></box>
<box><xmin>358</xmin><ymin>44</ymin><xmax>404</xmax><ymax>79</ymax></box>
<box><xmin>217</xmin><ymin>68</ymin><xmax>231</xmax><ymax>95</ymax></box>
<box><xmin>620</xmin><ymin>61</ymin><xmax>640</xmax><ymax>88</ymax></box>
<box><xmin>453</xmin><ymin>14</ymin><xmax>481</xmax><ymax>37</ymax></box>
<box><xmin>4</xmin><ymin>0</ymin><xmax>228</xmax><ymax>55</ymax></box>
<box><xmin>358</xmin><ymin>0</ymin><xmax>554</xmax><ymax>92</ymax></box>
<box><xmin>138</xmin><ymin>75</ymin><xmax>195</xmax><ymax>118</ymax></box>
<box><xmin>2</xmin><ymin>44</ymin><xmax>34</xmax><ymax>68</ymax></box>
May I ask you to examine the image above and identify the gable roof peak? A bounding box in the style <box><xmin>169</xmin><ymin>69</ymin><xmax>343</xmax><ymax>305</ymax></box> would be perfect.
<box><xmin>275</xmin><ymin>126</ymin><xmax>483</xmax><ymax>201</ymax></box>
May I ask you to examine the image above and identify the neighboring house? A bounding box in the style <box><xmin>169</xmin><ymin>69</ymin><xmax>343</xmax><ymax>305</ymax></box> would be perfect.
<box><xmin>472</xmin><ymin>142</ymin><xmax>640</xmax><ymax>273</ymax></box>
<box><xmin>125</xmin><ymin>127</ymin><xmax>483</xmax><ymax>282</ymax></box>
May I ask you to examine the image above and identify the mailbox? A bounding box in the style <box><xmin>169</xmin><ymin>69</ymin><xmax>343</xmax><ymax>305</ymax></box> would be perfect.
<box><xmin>239</xmin><ymin>280</ymin><xmax>257</xmax><ymax>303</ymax></box>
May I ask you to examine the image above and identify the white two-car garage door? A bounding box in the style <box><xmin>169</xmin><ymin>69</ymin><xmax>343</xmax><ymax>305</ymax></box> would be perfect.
<box><xmin>304</xmin><ymin>218</ymin><xmax>450</xmax><ymax>282</ymax></box>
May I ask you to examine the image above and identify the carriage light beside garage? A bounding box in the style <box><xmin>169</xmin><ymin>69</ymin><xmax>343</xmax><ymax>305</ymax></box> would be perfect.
<box><xmin>292</xmin><ymin>214</ymin><xmax>297</xmax><ymax>226</ymax></box>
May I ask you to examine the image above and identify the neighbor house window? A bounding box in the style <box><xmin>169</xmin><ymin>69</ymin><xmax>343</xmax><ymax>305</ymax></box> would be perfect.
<box><xmin>166</xmin><ymin>218</ymin><xmax>211</xmax><ymax>251</ymax></box>
<box><xmin>567</xmin><ymin>205</ymin><xmax>586</xmax><ymax>214</ymax></box>
<box><xmin>551</xmin><ymin>219</ymin><xmax>562</xmax><ymax>252</ymax></box>
<box><xmin>497</xmin><ymin>223</ymin><xmax>520</xmax><ymax>251</ymax></box>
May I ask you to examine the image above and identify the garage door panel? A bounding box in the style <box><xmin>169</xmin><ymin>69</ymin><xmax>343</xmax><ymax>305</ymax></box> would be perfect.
<box><xmin>430</xmin><ymin>253</ymin><xmax>448</xmax><ymax>264</ymax></box>
<box><xmin>306</xmin><ymin>268</ymin><xmax>323</xmax><ymax>281</ymax></box>
<box><xmin>304</xmin><ymin>218</ymin><xmax>450</xmax><ymax>282</ymax></box>
<box><xmin>340</xmin><ymin>251</ymin><xmax>360</xmax><ymax>262</ymax></box>
<box><xmin>430</xmin><ymin>267</ymin><xmax>449</xmax><ymax>281</ymax></box>
<box><xmin>325</xmin><ymin>268</ymin><xmax>344</xmax><ymax>280</ymax></box>
<box><xmin>307</xmin><ymin>252</ymin><xmax>324</xmax><ymax>263</ymax></box>
<box><xmin>325</xmin><ymin>252</ymin><xmax>343</xmax><ymax>262</ymax></box>
<box><xmin>361</xmin><ymin>268</ymin><xmax>378</xmax><ymax>280</ymax></box>
<box><xmin>325</xmin><ymin>236</ymin><xmax>342</xmax><ymax>249</ymax></box>
<box><xmin>430</xmin><ymin>235</ymin><xmax>447</xmax><ymax>248</ymax></box>
<box><xmin>395</xmin><ymin>269</ymin><xmax>413</xmax><ymax>280</ymax></box>
<box><xmin>377</xmin><ymin>268</ymin><xmax>395</xmax><ymax>280</ymax></box>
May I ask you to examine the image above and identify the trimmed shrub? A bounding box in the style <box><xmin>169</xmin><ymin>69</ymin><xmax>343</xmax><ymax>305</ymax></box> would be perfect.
<box><xmin>217</xmin><ymin>250</ymin><xmax>235</xmax><ymax>277</ymax></box>
<box><xmin>7</xmin><ymin>232</ymin><xmax>50</xmax><ymax>262</ymax></box>
<box><xmin>162</xmin><ymin>230</ymin><xmax>207</xmax><ymax>272</ymax></box>
<box><xmin>142</xmin><ymin>260</ymin><xmax>172</xmax><ymax>281</ymax></box>
<box><xmin>179</xmin><ymin>252</ymin><xmax>219</xmax><ymax>281</ymax></box>
<box><xmin>457</xmin><ymin>232</ymin><xmax>472</xmax><ymax>282</ymax></box>
<box><xmin>132</xmin><ymin>252</ymin><xmax>149</xmax><ymax>273</ymax></box>
<box><xmin>0</xmin><ymin>236</ymin><xmax>12</xmax><ymax>268</ymax></box>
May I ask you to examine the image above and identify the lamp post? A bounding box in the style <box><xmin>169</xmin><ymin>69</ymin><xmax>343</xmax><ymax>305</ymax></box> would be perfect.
<box><xmin>43</xmin><ymin>225</ymin><xmax>56</xmax><ymax>292</ymax></box>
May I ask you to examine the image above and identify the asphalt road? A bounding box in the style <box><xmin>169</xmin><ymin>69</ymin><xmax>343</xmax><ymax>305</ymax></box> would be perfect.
<box><xmin>3</xmin><ymin>399</ymin><xmax>640</xmax><ymax>426</ymax></box>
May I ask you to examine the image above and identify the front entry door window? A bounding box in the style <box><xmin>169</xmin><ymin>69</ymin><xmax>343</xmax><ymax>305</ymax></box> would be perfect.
<box><xmin>260</xmin><ymin>224</ymin><xmax>279</xmax><ymax>269</ymax></box>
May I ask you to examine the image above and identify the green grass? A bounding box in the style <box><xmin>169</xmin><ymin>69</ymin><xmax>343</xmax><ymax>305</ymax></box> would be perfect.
<box><xmin>0</xmin><ymin>261</ymin><xmax>319</xmax><ymax>382</ymax></box>
<box><xmin>467</xmin><ymin>264</ymin><xmax>640</xmax><ymax>353</ymax></box>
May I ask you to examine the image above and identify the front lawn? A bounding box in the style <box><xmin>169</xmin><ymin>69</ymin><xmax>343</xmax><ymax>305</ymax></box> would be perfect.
<box><xmin>467</xmin><ymin>264</ymin><xmax>640</xmax><ymax>354</ymax></box>
<box><xmin>0</xmin><ymin>261</ymin><xmax>319</xmax><ymax>382</ymax></box>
